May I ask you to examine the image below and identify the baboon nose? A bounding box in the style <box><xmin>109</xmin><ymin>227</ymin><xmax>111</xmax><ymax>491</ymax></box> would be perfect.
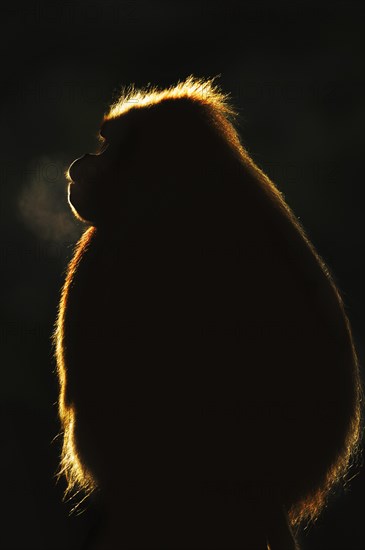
<box><xmin>69</xmin><ymin>154</ymin><xmax>95</xmax><ymax>183</ymax></box>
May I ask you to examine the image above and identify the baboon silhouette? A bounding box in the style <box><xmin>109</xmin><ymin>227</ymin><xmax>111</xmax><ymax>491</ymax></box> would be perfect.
<box><xmin>53</xmin><ymin>76</ymin><xmax>362</xmax><ymax>549</ymax></box>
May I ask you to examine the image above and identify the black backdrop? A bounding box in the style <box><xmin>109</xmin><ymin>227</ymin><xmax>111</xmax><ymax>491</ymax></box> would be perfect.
<box><xmin>1</xmin><ymin>1</ymin><xmax>364</xmax><ymax>549</ymax></box>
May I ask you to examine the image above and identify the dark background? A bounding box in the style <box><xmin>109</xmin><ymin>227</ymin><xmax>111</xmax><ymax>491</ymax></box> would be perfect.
<box><xmin>1</xmin><ymin>1</ymin><xmax>364</xmax><ymax>548</ymax></box>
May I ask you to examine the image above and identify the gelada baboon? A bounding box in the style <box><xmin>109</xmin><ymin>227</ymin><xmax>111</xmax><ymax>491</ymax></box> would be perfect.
<box><xmin>53</xmin><ymin>76</ymin><xmax>362</xmax><ymax>549</ymax></box>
